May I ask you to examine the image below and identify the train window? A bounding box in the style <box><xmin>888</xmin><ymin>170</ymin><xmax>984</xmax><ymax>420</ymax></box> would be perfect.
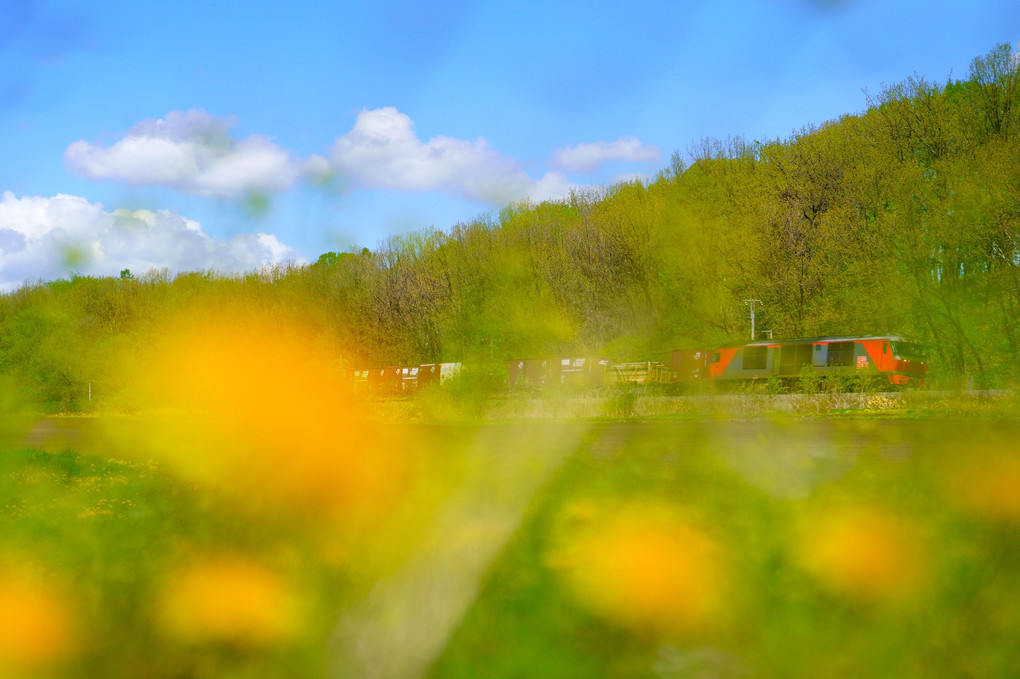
<box><xmin>742</xmin><ymin>346</ymin><xmax>768</xmax><ymax>370</ymax></box>
<box><xmin>892</xmin><ymin>342</ymin><xmax>926</xmax><ymax>359</ymax></box>
<box><xmin>712</xmin><ymin>352</ymin><xmax>721</xmax><ymax>363</ymax></box>
<box><xmin>779</xmin><ymin>344</ymin><xmax>813</xmax><ymax>374</ymax></box>
<box><xmin>827</xmin><ymin>342</ymin><xmax>854</xmax><ymax>367</ymax></box>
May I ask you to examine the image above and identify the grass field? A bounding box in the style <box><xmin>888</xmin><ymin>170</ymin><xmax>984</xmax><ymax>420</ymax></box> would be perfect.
<box><xmin>429</xmin><ymin>420</ymin><xmax>1020</xmax><ymax>679</ymax></box>
<box><xmin>2</xmin><ymin>416</ymin><xmax>1019</xmax><ymax>679</ymax></box>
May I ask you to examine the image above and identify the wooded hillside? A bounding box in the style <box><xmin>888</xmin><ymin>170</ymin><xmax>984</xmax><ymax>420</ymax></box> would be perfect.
<box><xmin>3</xmin><ymin>44</ymin><xmax>1019</xmax><ymax>410</ymax></box>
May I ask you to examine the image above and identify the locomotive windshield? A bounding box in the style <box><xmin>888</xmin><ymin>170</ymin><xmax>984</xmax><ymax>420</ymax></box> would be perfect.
<box><xmin>891</xmin><ymin>341</ymin><xmax>926</xmax><ymax>360</ymax></box>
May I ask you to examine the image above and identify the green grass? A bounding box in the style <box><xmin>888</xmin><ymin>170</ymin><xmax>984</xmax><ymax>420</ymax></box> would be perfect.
<box><xmin>384</xmin><ymin>386</ymin><xmax>1020</xmax><ymax>423</ymax></box>
<box><xmin>3</xmin><ymin>419</ymin><xmax>1020</xmax><ymax>679</ymax></box>
<box><xmin>428</xmin><ymin>420</ymin><xmax>1020</xmax><ymax>679</ymax></box>
<box><xmin>0</xmin><ymin>447</ymin><xmax>348</xmax><ymax>679</ymax></box>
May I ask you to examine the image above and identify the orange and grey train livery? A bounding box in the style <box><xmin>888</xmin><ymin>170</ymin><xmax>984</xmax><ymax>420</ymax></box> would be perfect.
<box><xmin>699</xmin><ymin>335</ymin><xmax>927</xmax><ymax>387</ymax></box>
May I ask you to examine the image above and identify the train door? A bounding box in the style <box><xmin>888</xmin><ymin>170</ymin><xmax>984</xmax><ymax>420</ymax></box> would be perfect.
<box><xmin>812</xmin><ymin>343</ymin><xmax>827</xmax><ymax>367</ymax></box>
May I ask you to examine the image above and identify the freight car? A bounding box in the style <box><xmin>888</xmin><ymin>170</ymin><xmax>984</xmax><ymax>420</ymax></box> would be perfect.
<box><xmin>700</xmin><ymin>335</ymin><xmax>927</xmax><ymax>388</ymax></box>
<box><xmin>507</xmin><ymin>357</ymin><xmax>612</xmax><ymax>387</ymax></box>
<box><xmin>350</xmin><ymin>362</ymin><xmax>461</xmax><ymax>392</ymax></box>
<box><xmin>610</xmin><ymin>361</ymin><xmax>673</xmax><ymax>385</ymax></box>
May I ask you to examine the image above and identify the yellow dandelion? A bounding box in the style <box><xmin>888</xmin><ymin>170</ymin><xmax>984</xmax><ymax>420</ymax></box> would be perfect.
<box><xmin>109</xmin><ymin>309</ymin><xmax>406</xmax><ymax>519</ymax></box>
<box><xmin>155</xmin><ymin>556</ymin><xmax>301</xmax><ymax>647</ymax></box>
<box><xmin>552</xmin><ymin>505</ymin><xmax>726</xmax><ymax>636</ymax></box>
<box><xmin>0</xmin><ymin>572</ymin><xmax>75</xmax><ymax>671</ymax></box>
<box><xmin>798</xmin><ymin>506</ymin><xmax>927</xmax><ymax>602</ymax></box>
<box><xmin>953</xmin><ymin>454</ymin><xmax>1020</xmax><ymax>522</ymax></box>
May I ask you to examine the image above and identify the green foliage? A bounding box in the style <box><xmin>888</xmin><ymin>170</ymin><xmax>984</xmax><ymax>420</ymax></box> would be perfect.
<box><xmin>603</xmin><ymin>388</ymin><xmax>638</xmax><ymax>417</ymax></box>
<box><xmin>415</xmin><ymin>363</ymin><xmax>507</xmax><ymax>419</ymax></box>
<box><xmin>797</xmin><ymin>364</ymin><xmax>821</xmax><ymax>393</ymax></box>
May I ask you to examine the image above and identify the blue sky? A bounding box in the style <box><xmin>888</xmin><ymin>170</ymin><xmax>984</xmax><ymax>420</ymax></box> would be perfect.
<box><xmin>1</xmin><ymin>0</ymin><xmax>1018</xmax><ymax>288</ymax></box>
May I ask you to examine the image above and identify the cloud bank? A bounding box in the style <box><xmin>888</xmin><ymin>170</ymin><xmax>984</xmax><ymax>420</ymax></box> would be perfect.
<box><xmin>64</xmin><ymin>110</ymin><xmax>321</xmax><ymax>198</ymax></box>
<box><xmin>551</xmin><ymin>137</ymin><xmax>661</xmax><ymax>173</ymax></box>
<box><xmin>62</xmin><ymin>107</ymin><xmax>658</xmax><ymax>209</ymax></box>
<box><xmin>0</xmin><ymin>191</ymin><xmax>302</xmax><ymax>291</ymax></box>
<box><xmin>329</xmin><ymin>107</ymin><xmax>575</xmax><ymax>203</ymax></box>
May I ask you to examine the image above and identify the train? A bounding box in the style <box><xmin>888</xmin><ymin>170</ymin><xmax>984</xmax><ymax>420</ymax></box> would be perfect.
<box><xmin>349</xmin><ymin>334</ymin><xmax>928</xmax><ymax>393</ymax></box>
<box><xmin>699</xmin><ymin>334</ymin><xmax>927</xmax><ymax>387</ymax></box>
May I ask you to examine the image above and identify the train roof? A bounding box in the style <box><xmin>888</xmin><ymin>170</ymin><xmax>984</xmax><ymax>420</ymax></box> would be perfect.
<box><xmin>722</xmin><ymin>334</ymin><xmax>919</xmax><ymax>348</ymax></box>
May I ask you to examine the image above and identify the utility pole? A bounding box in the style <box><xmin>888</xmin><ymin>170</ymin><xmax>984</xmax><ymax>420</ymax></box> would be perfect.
<box><xmin>482</xmin><ymin>338</ymin><xmax>497</xmax><ymax>361</ymax></box>
<box><xmin>744</xmin><ymin>300</ymin><xmax>762</xmax><ymax>341</ymax></box>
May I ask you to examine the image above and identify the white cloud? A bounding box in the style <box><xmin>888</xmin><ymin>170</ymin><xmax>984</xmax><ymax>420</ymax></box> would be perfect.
<box><xmin>61</xmin><ymin>107</ymin><xmax>657</xmax><ymax>210</ymax></box>
<box><xmin>551</xmin><ymin>137</ymin><xmax>661</xmax><ymax>173</ymax></box>
<box><xmin>330</xmin><ymin>107</ymin><xmax>576</xmax><ymax>204</ymax></box>
<box><xmin>63</xmin><ymin>110</ymin><xmax>307</xmax><ymax>198</ymax></box>
<box><xmin>609</xmin><ymin>172</ymin><xmax>651</xmax><ymax>185</ymax></box>
<box><xmin>0</xmin><ymin>191</ymin><xmax>303</xmax><ymax>291</ymax></box>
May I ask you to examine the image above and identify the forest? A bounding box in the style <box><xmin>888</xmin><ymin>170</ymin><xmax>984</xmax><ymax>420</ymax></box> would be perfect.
<box><xmin>3</xmin><ymin>43</ymin><xmax>1020</xmax><ymax>412</ymax></box>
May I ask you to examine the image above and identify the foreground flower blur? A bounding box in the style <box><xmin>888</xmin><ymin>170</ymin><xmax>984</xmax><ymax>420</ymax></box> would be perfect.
<box><xmin>550</xmin><ymin>503</ymin><xmax>727</xmax><ymax>637</ymax></box>
<box><xmin>0</xmin><ymin>570</ymin><xmax>75</xmax><ymax>674</ymax></box>
<box><xmin>797</xmin><ymin>506</ymin><xmax>928</xmax><ymax>602</ymax></box>
<box><xmin>155</xmin><ymin>555</ymin><xmax>301</xmax><ymax>647</ymax></box>
<box><xmin>952</xmin><ymin>452</ymin><xmax>1020</xmax><ymax>522</ymax></box>
<box><xmin>109</xmin><ymin>307</ymin><xmax>406</xmax><ymax>520</ymax></box>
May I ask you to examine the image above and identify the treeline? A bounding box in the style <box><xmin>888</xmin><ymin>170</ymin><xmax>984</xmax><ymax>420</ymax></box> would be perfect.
<box><xmin>287</xmin><ymin>43</ymin><xmax>1020</xmax><ymax>381</ymax></box>
<box><xmin>3</xmin><ymin>44</ymin><xmax>1019</xmax><ymax>410</ymax></box>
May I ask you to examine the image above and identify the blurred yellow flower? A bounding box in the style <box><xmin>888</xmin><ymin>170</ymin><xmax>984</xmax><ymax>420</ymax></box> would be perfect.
<box><xmin>798</xmin><ymin>506</ymin><xmax>927</xmax><ymax>602</ymax></box>
<box><xmin>155</xmin><ymin>556</ymin><xmax>301</xmax><ymax>647</ymax></box>
<box><xmin>551</xmin><ymin>505</ymin><xmax>726</xmax><ymax>636</ymax></box>
<box><xmin>953</xmin><ymin>454</ymin><xmax>1020</xmax><ymax>521</ymax></box>
<box><xmin>0</xmin><ymin>572</ymin><xmax>75</xmax><ymax>671</ymax></box>
<box><xmin>111</xmin><ymin>309</ymin><xmax>405</xmax><ymax>519</ymax></box>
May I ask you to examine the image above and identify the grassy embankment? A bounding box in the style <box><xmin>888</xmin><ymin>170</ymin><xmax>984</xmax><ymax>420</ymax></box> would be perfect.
<box><xmin>385</xmin><ymin>379</ymin><xmax>1020</xmax><ymax>422</ymax></box>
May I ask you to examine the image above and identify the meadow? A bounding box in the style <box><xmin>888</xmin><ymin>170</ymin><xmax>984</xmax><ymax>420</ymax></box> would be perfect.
<box><xmin>3</xmin><ymin>42</ymin><xmax>1019</xmax><ymax>677</ymax></box>
<box><xmin>3</xmin><ymin>409</ymin><xmax>1020</xmax><ymax>679</ymax></box>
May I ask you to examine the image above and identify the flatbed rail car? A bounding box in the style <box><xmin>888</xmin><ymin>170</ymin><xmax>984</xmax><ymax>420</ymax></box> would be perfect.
<box><xmin>610</xmin><ymin>361</ymin><xmax>672</xmax><ymax>385</ymax></box>
<box><xmin>705</xmin><ymin>335</ymin><xmax>927</xmax><ymax>387</ymax></box>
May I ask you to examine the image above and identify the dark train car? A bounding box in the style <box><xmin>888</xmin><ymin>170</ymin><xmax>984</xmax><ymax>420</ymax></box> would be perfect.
<box><xmin>368</xmin><ymin>365</ymin><xmax>403</xmax><ymax>392</ymax></box>
<box><xmin>400</xmin><ymin>365</ymin><xmax>420</xmax><ymax>390</ymax></box>
<box><xmin>349</xmin><ymin>368</ymin><xmax>371</xmax><ymax>390</ymax></box>
<box><xmin>708</xmin><ymin>335</ymin><xmax>927</xmax><ymax>387</ymax></box>
<box><xmin>526</xmin><ymin>359</ymin><xmax>555</xmax><ymax>385</ymax></box>
<box><xmin>553</xmin><ymin>357</ymin><xmax>612</xmax><ymax>386</ymax></box>
<box><xmin>506</xmin><ymin>360</ymin><xmax>526</xmax><ymax>386</ymax></box>
<box><xmin>671</xmin><ymin>349</ymin><xmax>712</xmax><ymax>382</ymax></box>
<box><xmin>507</xmin><ymin>358</ymin><xmax>555</xmax><ymax>387</ymax></box>
<box><xmin>418</xmin><ymin>363</ymin><xmax>440</xmax><ymax>388</ymax></box>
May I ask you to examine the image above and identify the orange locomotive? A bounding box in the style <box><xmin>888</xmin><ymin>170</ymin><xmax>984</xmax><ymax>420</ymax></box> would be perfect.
<box><xmin>685</xmin><ymin>335</ymin><xmax>927</xmax><ymax>388</ymax></box>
